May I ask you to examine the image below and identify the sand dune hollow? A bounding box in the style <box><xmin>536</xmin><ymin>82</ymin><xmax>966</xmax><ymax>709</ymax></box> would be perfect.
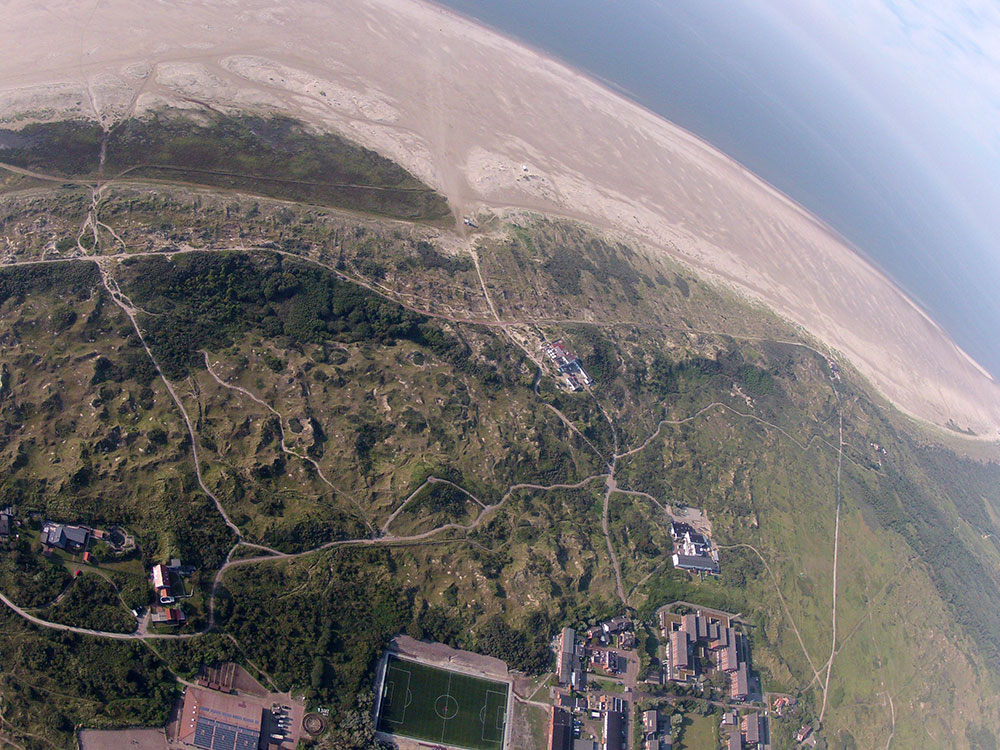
<box><xmin>2</xmin><ymin>0</ymin><xmax>998</xmax><ymax>437</ymax></box>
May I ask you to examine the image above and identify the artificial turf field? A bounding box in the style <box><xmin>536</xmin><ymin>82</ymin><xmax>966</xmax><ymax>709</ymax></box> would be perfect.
<box><xmin>376</xmin><ymin>655</ymin><xmax>509</xmax><ymax>750</ymax></box>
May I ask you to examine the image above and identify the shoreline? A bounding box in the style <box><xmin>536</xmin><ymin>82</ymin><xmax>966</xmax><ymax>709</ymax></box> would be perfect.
<box><xmin>0</xmin><ymin>0</ymin><xmax>998</xmax><ymax>437</ymax></box>
<box><xmin>421</xmin><ymin>0</ymin><xmax>998</xmax><ymax>385</ymax></box>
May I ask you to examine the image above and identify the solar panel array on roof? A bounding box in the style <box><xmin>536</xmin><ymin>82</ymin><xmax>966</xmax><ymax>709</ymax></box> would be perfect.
<box><xmin>194</xmin><ymin>718</ymin><xmax>214</xmax><ymax>748</ymax></box>
<box><xmin>193</xmin><ymin>717</ymin><xmax>260</xmax><ymax>750</ymax></box>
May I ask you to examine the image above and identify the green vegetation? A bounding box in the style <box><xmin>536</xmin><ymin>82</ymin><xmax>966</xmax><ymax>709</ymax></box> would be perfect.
<box><xmin>0</xmin><ymin>131</ymin><xmax>999</xmax><ymax>750</ymax></box>
<box><xmin>0</xmin><ymin>538</ymin><xmax>71</xmax><ymax>607</ymax></box>
<box><xmin>0</xmin><ymin>113</ymin><xmax>450</xmax><ymax>220</ymax></box>
<box><xmin>376</xmin><ymin>655</ymin><xmax>508</xmax><ymax>750</ymax></box>
<box><xmin>0</xmin><ymin>606</ymin><xmax>175</xmax><ymax>741</ymax></box>
<box><xmin>43</xmin><ymin>573</ymin><xmax>136</xmax><ymax>634</ymax></box>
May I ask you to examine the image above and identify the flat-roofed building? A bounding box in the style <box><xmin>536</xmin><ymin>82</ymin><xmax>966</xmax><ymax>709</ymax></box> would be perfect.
<box><xmin>603</xmin><ymin>710</ymin><xmax>625</xmax><ymax>750</ymax></box>
<box><xmin>557</xmin><ymin>627</ymin><xmax>577</xmax><ymax>686</ymax></box>
<box><xmin>177</xmin><ymin>687</ymin><xmax>262</xmax><ymax>750</ymax></box>
<box><xmin>643</xmin><ymin>709</ymin><xmax>657</xmax><ymax>734</ymax></box>
<box><xmin>549</xmin><ymin>706</ymin><xmax>573</xmax><ymax>750</ymax></box>
<box><xmin>726</xmin><ymin>730</ymin><xmax>741</xmax><ymax>750</ymax></box>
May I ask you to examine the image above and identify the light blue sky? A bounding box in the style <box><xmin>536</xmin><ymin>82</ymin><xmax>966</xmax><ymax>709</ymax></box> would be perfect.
<box><xmin>761</xmin><ymin>0</ymin><xmax>1000</xmax><ymax>255</ymax></box>
<box><xmin>436</xmin><ymin>0</ymin><xmax>1000</xmax><ymax>377</ymax></box>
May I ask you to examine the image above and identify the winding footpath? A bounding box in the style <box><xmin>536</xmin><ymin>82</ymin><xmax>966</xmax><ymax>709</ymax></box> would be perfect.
<box><xmin>0</xmin><ymin>182</ymin><xmax>862</xmax><ymax>729</ymax></box>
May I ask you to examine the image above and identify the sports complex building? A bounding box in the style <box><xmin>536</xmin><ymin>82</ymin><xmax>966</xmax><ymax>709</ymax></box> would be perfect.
<box><xmin>176</xmin><ymin>687</ymin><xmax>263</xmax><ymax>750</ymax></box>
<box><xmin>374</xmin><ymin>647</ymin><xmax>512</xmax><ymax>750</ymax></box>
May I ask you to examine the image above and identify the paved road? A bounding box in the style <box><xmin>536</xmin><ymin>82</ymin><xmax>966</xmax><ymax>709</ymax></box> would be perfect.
<box><xmin>0</xmin><ymin>588</ymin><xmax>201</xmax><ymax>640</ymax></box>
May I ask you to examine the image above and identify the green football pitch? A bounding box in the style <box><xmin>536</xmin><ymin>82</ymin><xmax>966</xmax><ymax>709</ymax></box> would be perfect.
<box><xmin>376</xmin><ymin>655</ymin><xmax>509</xmax><ymax>750</ymax></box>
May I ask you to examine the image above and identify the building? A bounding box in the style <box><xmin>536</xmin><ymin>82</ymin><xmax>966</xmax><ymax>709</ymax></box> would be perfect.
<box><xmin>150</xmin><ymin>606</ymin><xmax>185</xmax><ymax>626</ymax></box>
<box><xmin>709</xmin><ymin>623</ymin><xmax>727</xmax><ymax>650</ymax></box>
<box><xmin>549</xmin><ymin>706</ymin><xmax>573</xmax><ymax>750</ymax></box>
<box><xmin>670</xmin><ymin>629</ymin><xmax>689</xmax><ymax>672</ymax></box>
<box><xmin>730</xmin><ymin>663</ymin><xmax>749</xmax><ymax>701</ymax></box>
<box><xmin>721</xmin><ymin>710</ymin><xmax>738</xmax><ymax>728</ymax></box>
<box><xmin>642</xmin><ymin>709</ymin><xmax>657</xmax><ymax>735</ymax></box>
<box><xmin>682</xmin><ymin>613</ymin><xmax>697</xmax><ymax>636</ymax></box>
<box><xmin>604</xmin><ymin>616</ymin><xmax>632</xmax><ymax>634</ymax></box>
<box><xmin>742</xmin><ymin>712</ymin><xmax>762</xmax><ymax>748</ymax></box>
<box><xmin>671</xmin><ymin>553</ymin><xmax>720</xmax><ymax>574</ymax></box>
<box><xmin>0</xmin><ymin>512</ymin><xmax>10</xmax><ymax>539</ymax></box>
<box><xmin>721</xmin><ymin>630</ymin><xmax>739</xmax><ymax>672</ymax></box>
<box><xmin>670</xmin><ymin>525</ymin><xmax>720</xmax><ymax>574</ymax></box>
<box><xmin>152</xmin><ymin>563</ymin><xmax>173</xmax><ymax>603</ymax></box>
<box><xmin>574</xmin><ymin>741</ymin><xmax>598</xmax><ymax>750</ymax></box>
<box><xmin>726</xmin><ymin>730</ymin><xmax>741</xmax><ymax>750</ymax></box>
<box><xmin>177</xmin><ymin>687</ymin><xmax>262</xmax><ymax>750</ymax></box>
<box><xmin>557</xmin><ymin>627</ymin><xmax>583</xmax><ymax>688</ymax></box>
<box><xmin>41</xmin><ymin>523</ymin><xmax>89</xmax><ymax>551</ymax></box>
<box><xmin>603</xmin><ymin>710</ymin><xmax>625</xmax><ymax>750</ymax></box>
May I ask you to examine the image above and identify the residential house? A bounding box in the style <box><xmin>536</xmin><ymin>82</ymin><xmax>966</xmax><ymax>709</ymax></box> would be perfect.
<box><xmin>742</xmin><ymin>712</ymin><xmax>762</xmax><ymax>748</ymax></box>
<box><xmin>150</xmin><ymin>606</ymin><xmax>185</xmax><ymax>626</ymax></box>
<box><xmin>41</xmin><ymin>523</ymin><xmax>89</xmax><ymax>552</ymax></box>
<box><xmin>152</xmin><ymin>563</ymin><xmax>174</xmax><ymax>604</ymax></box>
<box><xmin>730</xmin><ymin>663</ymin><xmax>749</xmax><ymax>701</ymax></box>
<box><xmin>670</xmin><ymin>629</ymin><xmax>689</xmax><ymax>672</ymax></box>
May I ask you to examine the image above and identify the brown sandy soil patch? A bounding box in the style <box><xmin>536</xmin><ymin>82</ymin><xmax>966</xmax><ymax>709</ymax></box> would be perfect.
<box><xmin>79</xmin><ymin>728</ymin><xmax>168</xmax><ymax>750</ymax></box>
<box><xmin>1</xmin><ymin>0</ymin><xmax>998</xmax><ymax>437</ymax></box>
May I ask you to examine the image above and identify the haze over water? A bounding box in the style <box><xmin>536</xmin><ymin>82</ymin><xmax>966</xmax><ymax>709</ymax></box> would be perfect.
<box><xmin>435</xmin><ymin>0</ymin><xmax>1000</xmax><ymax>380</ymax></box>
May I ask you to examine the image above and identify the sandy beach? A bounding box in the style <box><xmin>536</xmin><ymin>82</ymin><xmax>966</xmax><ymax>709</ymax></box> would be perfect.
<box><xmin>2</xmin><ymin>0</ymin><xmax>999</xmax><ymax>437</ymax></box>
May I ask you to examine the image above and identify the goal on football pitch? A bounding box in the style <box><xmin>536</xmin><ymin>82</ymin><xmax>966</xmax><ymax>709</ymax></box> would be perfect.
<box><xmin>376</xmin><ymin>655</ymin><xmax>509</xmax><ymax>750</ymax></box>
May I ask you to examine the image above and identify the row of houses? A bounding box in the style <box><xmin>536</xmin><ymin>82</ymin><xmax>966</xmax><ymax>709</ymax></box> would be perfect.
<box><xmin>549</xmin><ymin>698</ymin><xmax>627</xmax><ymax>750</ymax></box>
<box><xmin>662</xmin><ymin>609</ymin><xmax>751</xmax><ymax>701</ymax></box>
<box><xmin>641</xmin><ymin>708</ymin><xmax>671</xmax><ymax>750</ymax></box>
<box><xmin>557</xmin><ymin>627</ymin><xmax>586</xmax><ymax>690</ymax></box>
<box><xmin>558</xmin><ymin>617</ymin><xmax>637</xmax><ymax>687</ymax></box>
<box><xmin>721</xmin><ymin>710</ymin><xmax>766</xmax><ymax>749</ymax></box>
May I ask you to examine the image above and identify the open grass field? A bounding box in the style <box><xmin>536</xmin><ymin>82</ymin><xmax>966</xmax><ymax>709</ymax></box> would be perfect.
<box><xmin>677</xmin><ymin>713</ymin><xmax>719</xmax><ymax>750</ymax></box>
<box><xmin>377</xmin><ymin>655</ymin><xmax>509</xmax><ymax>750</ymax></box>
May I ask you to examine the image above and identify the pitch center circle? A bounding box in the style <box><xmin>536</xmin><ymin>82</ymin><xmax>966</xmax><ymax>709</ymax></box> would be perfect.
<box><xmin>435</xmin><ymin>694</ymin><xmax>459</xmax><ymax>720</ymax></box>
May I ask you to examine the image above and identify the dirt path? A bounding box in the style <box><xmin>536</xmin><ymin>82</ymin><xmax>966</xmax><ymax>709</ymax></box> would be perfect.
<box><xmin>202</xmin><ymin>351</ymin><xmax>375</xmax><ymax>535</ymax></box>
<box><xmin>96</xmin><ymin>261</ymin><xmax>242</xmax><ymax>540</ymax></box>
<box><xmin>0</xmin><ymin>225</ymin><xmax>858</xmax><ymax>725</ymax></box>
<box><xmin>718</xmin><ymin>543</ymin><xmax>822</xmax><ymax>683</ymax></box>
<box><xmin>601</xmin><ymin>473</ymin><xmax>626</xmax><ymax>605</ymax></box>
<box><xmin>819</xmin><ymin>385</ymin><xmax>845</xmax><ymax>722</ymax></box>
